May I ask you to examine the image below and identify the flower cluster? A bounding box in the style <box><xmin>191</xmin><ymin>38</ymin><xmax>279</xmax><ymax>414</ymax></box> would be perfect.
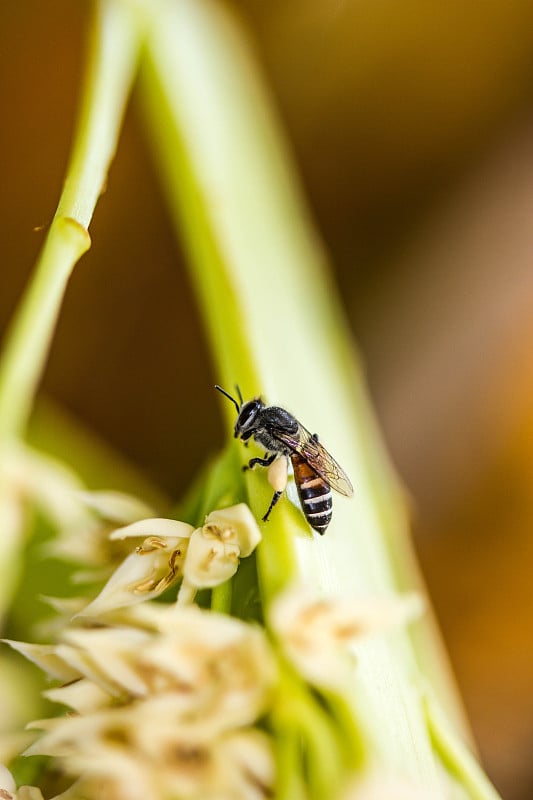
<box><xmin>7</xmin><ymin>603</ymin><xmax>277</xmax><ymax>800</ymax></box>
<box><xmin>79</xmin><ymin>503</ymin><xmax>261</xmax><ymax>615</ymax></box>
<box><xmin>2</xmin><ymin>489</ymin><xmax>425</xmax><ymax>800</ymax></box>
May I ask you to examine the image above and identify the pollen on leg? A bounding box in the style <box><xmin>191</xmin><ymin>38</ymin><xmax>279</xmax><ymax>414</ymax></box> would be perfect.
<box><xmin>267</xmin><ymin>457</ymin><xmax>288</xmax><ymax>493</ymax></box>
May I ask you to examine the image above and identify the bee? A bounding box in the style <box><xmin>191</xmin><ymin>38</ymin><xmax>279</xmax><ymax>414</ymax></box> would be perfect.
<box><xmin>215</xmin><ymin>385</ymin><xmax>353</xmax><ymax>534</ymax></box>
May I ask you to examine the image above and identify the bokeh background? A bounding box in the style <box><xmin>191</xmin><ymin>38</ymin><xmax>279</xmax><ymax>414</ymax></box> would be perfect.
<box><xmin>2</xmin><ymin>2</ymin><xmax>533</xmax><ymax>797</ymax></box>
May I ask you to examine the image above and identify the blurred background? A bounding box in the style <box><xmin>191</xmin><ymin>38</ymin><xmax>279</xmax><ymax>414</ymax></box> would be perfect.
<box><xmin>1</xmin><ymin>1</ymin><xmax>533</xmax><ymax>797</ymax></box>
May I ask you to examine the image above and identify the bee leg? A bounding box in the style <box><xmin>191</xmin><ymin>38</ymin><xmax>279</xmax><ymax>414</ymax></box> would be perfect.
<box><xmin>240</xmin><ymin>431</ymin><xmax>253</xmax><ymax>448</ymax></box>
<box><xmin>262</xmin><ymin>490</ymin><xmax>283</xmax><ymax>522</ymax></box>
<box><xmin>242</xmin><ymin>453</ymin><xmax>276</xmax><ymax>473</ymax></box>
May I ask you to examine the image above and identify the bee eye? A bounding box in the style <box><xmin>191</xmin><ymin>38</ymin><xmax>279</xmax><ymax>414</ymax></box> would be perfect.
<box><xmin>238</xmin><ymin>401</ymin><xmax>258</xmax><ymax>429</ymax></box>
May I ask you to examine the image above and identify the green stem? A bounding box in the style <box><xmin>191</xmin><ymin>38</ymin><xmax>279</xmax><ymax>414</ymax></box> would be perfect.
<box><xmin>0</xmin><ymin>207</ymin><xmax>89</xmax><ymax>444</ymax></box>
<box><xmin>0</xmin><ymin>0</ymin><xmax>141</xmax><ymax>443</ymax></box>
<box><xmin>274</xmin><ymin>726</ymin><xmax>308</xmax><ymax>800</ymax></box>
<box><xmin>210</xmin><ymin>580</ymin><xmax>232</xmax><ymax>613</ymax></box>
<box><xmin>0</xmin><ymin>0</ymin><xmax>142</xmax><ymax>623</ymax></box>
<box><xmin>272</xmin><ymin>665</ymin><xmax>348</xmax><ymax>800</ymax></box>
<box><xmin>424</xmin><ymin>690</ymin><xmax>501</xmax><ymax>800</ymax></box>
<box><xmin>322</xmin><ymin>687</ymin><xmax>366</xmax><ymax>769</ymax></box>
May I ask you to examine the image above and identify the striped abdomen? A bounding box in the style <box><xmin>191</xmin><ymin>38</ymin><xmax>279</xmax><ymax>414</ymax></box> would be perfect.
<box><xmin>292</xmin><ymin>452</ymin><xmax>332</xmax><ymax>535</ymax></box>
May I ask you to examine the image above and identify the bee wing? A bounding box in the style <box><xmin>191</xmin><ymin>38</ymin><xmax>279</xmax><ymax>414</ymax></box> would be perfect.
<box><xmin>275</xmin><ymin>424</ymin><xmax>354</xmax><ymax>497</ymax></box>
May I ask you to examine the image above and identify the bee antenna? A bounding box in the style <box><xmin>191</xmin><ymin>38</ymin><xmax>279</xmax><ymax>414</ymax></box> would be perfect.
<box><xmin>214</xmin><ymin>384</ymin><xmax>240</xmax><ymax>413</ymax></box>
<box><xmin>235</xmin><ymin>384</ymin><xmax>243</xmax><ymax>405</ymax></box>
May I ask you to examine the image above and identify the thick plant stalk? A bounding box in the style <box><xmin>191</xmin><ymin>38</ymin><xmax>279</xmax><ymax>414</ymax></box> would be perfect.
<box><xmin>139</xmin><ymin>0</ymin><xmax>500</xmax><ymax>796</ymax></box>
<box><xmin>0</xmin><ymin>0</ymin><xmax>142</xmax><ymax>617</ymax></box>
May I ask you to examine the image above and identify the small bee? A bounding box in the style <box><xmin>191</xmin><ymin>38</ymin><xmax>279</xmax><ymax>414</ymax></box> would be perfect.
<box><xmin>215</xmin><ymin>385</ymin><xmax>353</xmax><ymax>534</ymax></box>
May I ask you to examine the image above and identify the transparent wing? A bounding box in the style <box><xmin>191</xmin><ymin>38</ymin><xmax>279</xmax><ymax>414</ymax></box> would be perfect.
<box><xmin>275</xmin><ymin>424</ymin><xmax>354</xmax><ymax>497</ymax></box>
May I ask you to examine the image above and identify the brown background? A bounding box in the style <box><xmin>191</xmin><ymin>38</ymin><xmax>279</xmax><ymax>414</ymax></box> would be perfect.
<box><xmin>2</xmin><ymin>2</ymin><xmax>533</xmax><ymax>797</ymax></box>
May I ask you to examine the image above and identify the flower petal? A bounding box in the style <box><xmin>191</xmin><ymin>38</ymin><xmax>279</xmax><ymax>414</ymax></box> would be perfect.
<box><xmin>61</xmin><ymin>627</ymin><xmax>152</xmax><ymax>697</ymax></box>
<box><xmin>181</xmin><ymin>528</ymin><xmax>240</xmax><ymax>589</ymax></box>
<box><xmin>1</xmin><ymin>640</ymin><xmax>81</xmax><ymax>682</ymax></box>
<box><xmin>44</xmin><ymin>678</ymin><xmax>113</xmax><ymax>714</ymax></box>
<box><xmin>203</xmin><ymin>504</ymin><xmax>261</xmax><ymax>557</ymax></box>
<box><xmin>78</xmin><ymin>536</ymin><xmax>189</xmax><ymax>616</ymax></box>
<box><xmin>74</xmin><ymin>490</ymin><xmax>159</xmax><ymax>524</ymax></box>
<box><xmin>0</xmin><ymin>764</ymin><xmax>16</xmax><ymax>793</ymax></box>
<box><xmin>109</xmin><ymin>518</ymin><xmax>193</xmax><ymax>541</ymax></box>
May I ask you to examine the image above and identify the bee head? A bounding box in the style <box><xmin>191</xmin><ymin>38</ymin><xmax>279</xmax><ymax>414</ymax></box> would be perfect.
<box><xmin>234</xmin><ymin>398</ymin><xmax>263</xmax><ymax>438</ymax></box>
<box><xmin>215</xmin><ymin>385</ymin><xmax>264</xmax><ymax>440</ymax></box>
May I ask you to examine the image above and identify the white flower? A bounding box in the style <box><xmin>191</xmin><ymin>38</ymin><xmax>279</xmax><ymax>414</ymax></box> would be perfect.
<box><xmin>109</xmin><ymin>518</ymin><xmax>194</xmax><ymax>543</ymax></box>
<box><xmin>27</xmin><ymin>706</ymin><xmax>274</xmax><ymax>800</ymax></box>
<box><xmin>217</xmin><ymin>729</ymin><xmax>274</xmax><ymax>800</ymax></box>
<box><xmin>13</xmin><ymin>789</ymin><xmax>44</xmax><ymax>800</ymax></box>
<box><xmin>80</xmin><ymin>605</ymin><xmax>274</xmax><ymax>729</ymax></box>
<box><xmin>78</xmin><ymin>504</ymin><xmax>262</xmax><ymax>613</ymax></box>
<box><xmin>0</xmin><ymin>765</ymin><xmax>44</xmax><ymax>800</ymax></box>
<box><xmin>180</xmin><ymin>527</ymin><xmax>240</xmax><ymax>589</ymax></box>
<box><xmin>78</xmin><ymin>519</ymin><xmax>194</xmax><ymax>616</ymax></box>
<box><xmin>11</xmin><ymin>604</ymin><xmax>277</xmax><ymax>729</ymax></box>
<box><xmin>44</xmin><ymin>678</ymin><xmax>112</xmax><ymax>714</ymax></box>
<box><xmin>269</xmin><ymin>585</ymin><xmax>423</xmax><ymax>689</ymax></box>
<box><xmin>0</xmin><ymin>764</ymin><xmax>16</xmax><ymax>794</ymax></box>
<box><xmin>1</xmin><ymin>640</ymin><xmax>82</xmax><ymax>683</ymax></box>
<box><xmin>17</xmin><ymin>604</ymin><xmax>277</xmax><ymax>800</ymax></box>
<box><xmin>179</xmin><ymin>503</ymin><xmax>261</xmax><ymax>600</ymax></box>
<box><xmin>202</xmin><ymin>504</ymin><xmax>262</xmax><ymax>557</ymax></box>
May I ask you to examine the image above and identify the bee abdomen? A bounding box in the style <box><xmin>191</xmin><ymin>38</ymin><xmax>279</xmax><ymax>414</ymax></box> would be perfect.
<box><xmin>302</xmin><ymin>492</ymin><xmax>332</xmax><ymax>535</ymax></box>
<box><xmin>292</xmin><ymin>455</ymin><xmax>333</xmax><ymax>535</ymax></box>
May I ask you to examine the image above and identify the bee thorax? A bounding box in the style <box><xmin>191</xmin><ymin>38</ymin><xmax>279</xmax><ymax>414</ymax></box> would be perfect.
<box><xmin>253</xmin><ymin>429</ymin><xmax>292</xmax><ymax>455</ymax></box>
